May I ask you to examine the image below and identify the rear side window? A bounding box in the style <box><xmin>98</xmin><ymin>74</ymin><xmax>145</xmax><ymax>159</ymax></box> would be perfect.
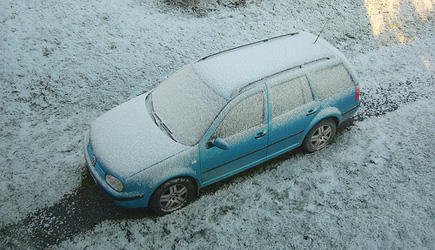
<box><xmin>311</xmin><ymin>64</ymin><xmax>354</xmax><ymax>100</ymax></box>
<box><xmin>270</xmin><ymin>76</ymin><xmax>313</xmax><ymax>118</ymax></box>
<box><xmin>214</xmin><ymin>91</ymin><xmax>264</xmax><ymax>139</ymax></box>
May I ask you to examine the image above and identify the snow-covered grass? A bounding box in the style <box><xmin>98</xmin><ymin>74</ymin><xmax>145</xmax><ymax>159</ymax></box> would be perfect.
<box><xmin>58</xmin><ymin>33</ymin><xmax>435</xmax><ymax>249</ymax></box>
<box><xmin>1</xmin><ymin>0</ymin><xmax>434</xmax><ymax>248</ymax></box>
<box><xmin>58</xmin><ymin>97</ymin><xmax>435</xmax><ymax>249</ymax></box>
<box><xmin>0</xmin><ymin>0</ymin><xmax>377</xmax><ymax>227</ymax></box>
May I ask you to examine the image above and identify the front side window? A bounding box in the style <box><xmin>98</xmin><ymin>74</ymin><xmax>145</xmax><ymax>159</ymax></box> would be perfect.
<box><xmin>311</xmin><ymin>64</ymin><xmax>354</xmax><ymax>100</ymax></box>
<box><xmin>270</xmin><ymin>76</ymin><xmax>313</xmax><ymax>118</ymax></box>
<box><xmin>214</xmin><ymin>91</ymin><xmax>264</xmax><ymax>139</ymax></box>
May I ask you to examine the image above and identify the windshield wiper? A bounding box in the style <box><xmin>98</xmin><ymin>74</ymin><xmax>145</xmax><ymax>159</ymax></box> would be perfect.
<box><xmin>153</xmin><ymin>109</ymin><xmax>176</xmax><ymax>141</ymax></box>
<box><xmin>146</xmin><ymin>93</ymin><xmax>177</xmax><ymax>141</ymax></box>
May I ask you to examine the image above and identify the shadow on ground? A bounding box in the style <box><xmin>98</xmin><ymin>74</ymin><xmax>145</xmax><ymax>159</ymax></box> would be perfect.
<box><xmin>1</xmin><ymin>169</ymin><xmax>152</xmax><ymax>249</ymax></box>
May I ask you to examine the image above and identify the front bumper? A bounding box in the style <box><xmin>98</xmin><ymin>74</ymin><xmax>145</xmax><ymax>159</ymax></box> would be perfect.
<box><xmin>83</xmin><ymin>130</ymin><xmax>147</xmax><ymax>208</ymax></box>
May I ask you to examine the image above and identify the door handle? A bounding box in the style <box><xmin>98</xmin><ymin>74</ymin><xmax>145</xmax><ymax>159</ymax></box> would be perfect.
<box><xmin>255</xmin><ymin>131</ymin><xmax>267</xmax><ymax>139</ymax></box>
<box><xmin>306</xmin><ymin>109</ymin><xmax>317</xmax><ymax>116</ymax></box>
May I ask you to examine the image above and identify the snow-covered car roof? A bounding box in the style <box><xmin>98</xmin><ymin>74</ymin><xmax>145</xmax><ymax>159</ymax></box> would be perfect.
<box><xmin>192</xmin><ymin>31</ymin><xmax>339</xmax><ymax>100</ymax></box>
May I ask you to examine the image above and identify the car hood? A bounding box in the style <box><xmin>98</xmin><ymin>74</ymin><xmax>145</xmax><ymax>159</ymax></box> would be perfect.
<box><xmin>89</xmin><ymin>93</ymin><xmax>189</xmax><ymax>179</ymax></box>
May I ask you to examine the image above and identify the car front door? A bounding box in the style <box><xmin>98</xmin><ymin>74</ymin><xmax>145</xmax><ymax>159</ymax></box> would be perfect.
<box><xmin>199</xmin><ymin>87</ymin><xmax>268</xmax><ymax>185</ymax></box>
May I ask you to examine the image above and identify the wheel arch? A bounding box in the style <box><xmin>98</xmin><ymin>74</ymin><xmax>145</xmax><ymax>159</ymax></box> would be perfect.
<box><xmin>146</xmin><ymin>174</ymin><xmax>201</xmax><ymax>207</ymax></box>
<box><xmin>301</xmin><ymin>116</ymin><xmax>338</xmax><ymax>152</ymax></box>
<box><xmin>327</xmin><ymin>116</ymin><xmax>339</xmax><ymax>127</ymax></box>
<box><xmin>300</xmin><ymin>114</ymin><xmax>340</xmax><ymax>145</ymax></box>
<box><xmin>311</xmin><ymin>106</ymin><xmax>342</xmax><ymax>128</ymax></box>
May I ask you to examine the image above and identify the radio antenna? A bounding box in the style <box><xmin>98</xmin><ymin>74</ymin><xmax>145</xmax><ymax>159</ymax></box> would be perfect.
<box><xmin>314</xmin><ymin>18</ymin><xmax>328</xmax><ymax>44</ymax></box>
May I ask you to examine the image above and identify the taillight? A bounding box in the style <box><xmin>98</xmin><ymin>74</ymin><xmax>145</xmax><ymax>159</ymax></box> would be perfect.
<box><xmin>355</xmin><ymin>85</ymin><xmax>360</xmax><ymax>101</ymax></box>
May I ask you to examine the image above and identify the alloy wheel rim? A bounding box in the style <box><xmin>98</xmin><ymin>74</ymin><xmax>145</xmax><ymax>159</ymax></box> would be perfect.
<box><xmin>159</xmin><ymin>184</ymin><xmax>188</xmax><ymax>211</ymax></box>
<box><xmin>310</xmin><ymin>125</ymin><xmax>332</xmax><ymax>149</ymax></box>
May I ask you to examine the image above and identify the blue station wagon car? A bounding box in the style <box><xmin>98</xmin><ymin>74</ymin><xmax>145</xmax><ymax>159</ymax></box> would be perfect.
<box><xmin>84</xmin><ymin>32</ymin><xmax>361</xmax><ymax>215</ymax></box>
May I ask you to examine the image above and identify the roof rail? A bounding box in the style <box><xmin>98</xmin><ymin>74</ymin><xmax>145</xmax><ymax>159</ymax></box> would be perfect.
<box><xmin>230</xmin><ymin>55</ymin><xmax>335</xmax><ymax>98</ymax></box>
<box><xmin>198</xmin><ymin>32</ymin><xmax>300</xmax><ymax>62</ymax></box>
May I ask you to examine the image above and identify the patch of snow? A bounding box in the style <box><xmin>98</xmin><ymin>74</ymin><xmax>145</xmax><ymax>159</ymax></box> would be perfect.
<box><xmin>0</xmin><ymin>0</ymin><xmax>434</xmax><ymax>248</ymax></box>
<box><xmin>152</xmin><ymin>64</ymin><xmax>226</xmax><ymax>146</ymax></box>
<box><xmin>270</xmin><ymin>76</ymin><xmax>313</xmax><ymax>117</ymax></box>
<box><xmin>192</xmin><ymin>32</ymin><xmax>334</xmax><ymax>99</ymax></box>
<box><xmin>214</xmin><ymin>91</ymin><xmax>264</xmax><ymax>139</ymax></box>
<box><xmin>90</xmin><ymin>94</ymin><xmax>188</xmax><ymax>179</ymax></box>
<box><xmin>311</xmin><ymin>64</ymin><xmax>355</xmax><ymax>100</ymax></box>
<box><xmin>58</xmin><ymin>96</ymin><xmax>435</xmax><ymax>249</ymax></box>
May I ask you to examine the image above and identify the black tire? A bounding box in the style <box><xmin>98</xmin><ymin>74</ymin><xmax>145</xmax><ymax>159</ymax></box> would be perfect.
<box><xmin>149</xmin><ymin>177</ymin><xmax>195</xmax><ymax>215</ymax></box>
<box><xmin>302</xmin><ymin>119</ymin><xmax>336</xmax><ymax>153</ymax></box>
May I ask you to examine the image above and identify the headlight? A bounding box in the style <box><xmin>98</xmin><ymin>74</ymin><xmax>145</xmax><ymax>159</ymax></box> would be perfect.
<box><xmin>105</xmin><ymin>175</ymin><xmax>123</xmax><ymax>192</ymax></box>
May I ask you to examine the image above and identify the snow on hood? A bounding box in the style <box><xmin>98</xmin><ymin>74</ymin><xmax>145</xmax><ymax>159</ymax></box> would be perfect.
<box><xmin>89</xmin><ymin>93</ymin><xmax>189</xmax><ymax>179</ymax></box>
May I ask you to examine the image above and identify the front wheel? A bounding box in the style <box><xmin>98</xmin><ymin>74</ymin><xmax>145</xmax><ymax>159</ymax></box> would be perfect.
<box><xmin>149</xmin><ymin>178</ymin><xmax>195</xmax><ymax>215</ymax></box>
<box><xmin>302</xmin><ymin>119</ymin><xmax>336</xmax><ymax>153</ymax></box>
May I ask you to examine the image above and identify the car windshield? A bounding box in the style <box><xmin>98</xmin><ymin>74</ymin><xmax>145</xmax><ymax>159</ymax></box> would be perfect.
<box><xmin>148</xmin><ymin>64</ymin><xmax>227</xmax><ymax>146</ymax></box>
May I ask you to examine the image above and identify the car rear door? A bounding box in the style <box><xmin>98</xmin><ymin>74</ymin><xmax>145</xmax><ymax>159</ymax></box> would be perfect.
<box><xmin>266</xmin><ymin>75</ymin><xmax>319</xmax><ymax>157</ymax></box>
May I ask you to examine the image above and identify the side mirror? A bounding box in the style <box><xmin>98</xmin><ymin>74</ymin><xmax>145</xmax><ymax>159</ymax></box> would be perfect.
<box><xmin>209</xmin><ymin>138</ymin><xmax>230</xmax><ymax>150</ymax></box>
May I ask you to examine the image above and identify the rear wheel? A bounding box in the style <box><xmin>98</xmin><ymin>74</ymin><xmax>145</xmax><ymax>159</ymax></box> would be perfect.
<box><xmin>303</xmin><ymin>119</ymin><xmax>336</xmax><ymax>153</ymax></box>
<box><xmin>149</xmin><ymin>177</ymin><xmax>195</xmax><ymax>215</ymax></box>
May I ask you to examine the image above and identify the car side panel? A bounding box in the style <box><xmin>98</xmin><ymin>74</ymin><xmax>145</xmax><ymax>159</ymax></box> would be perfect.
<box><xmin>267</xmin><ymin>101</ymin><xmax>320</xmax><ymax>158</ymax></box>
<box><xmin>321</xmin><ymin>87</ymin><xmax>356</xmax><ymax>118</ymax></box>
<box><xmin>200</xmin><ymin>124</ymin><xmax>268</xmax><ymax>185</ymax></box>
<box><xmin>199</xmin><ymin>88</ymin><xmax>269</xmax><ymax>186</ymax></box>
<box><xmin>116</xmin><ymin>146</ymin><xmax>201</xmax><ymax>208</ymax></box>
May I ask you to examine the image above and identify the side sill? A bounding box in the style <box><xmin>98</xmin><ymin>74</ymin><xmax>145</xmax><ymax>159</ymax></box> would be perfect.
<box><xmin>342</xmin><ymin>103</ymin><xmax>360</xmax><ymax>116</ymax></box>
